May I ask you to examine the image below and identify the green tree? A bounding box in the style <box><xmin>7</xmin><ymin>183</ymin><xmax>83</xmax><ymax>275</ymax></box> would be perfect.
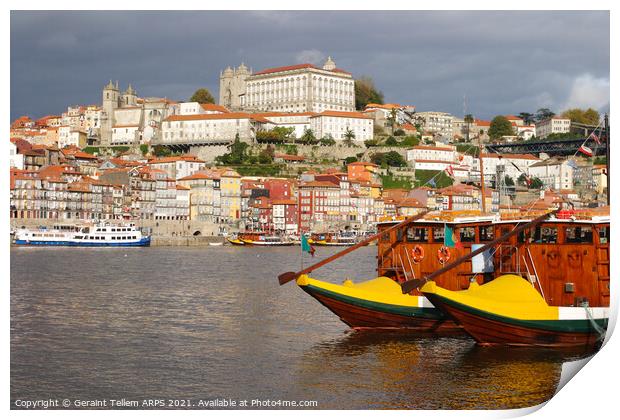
<box><xmin>371</xmin><ymin>151</ymin><xmax>406</xmax><ymax>167</ymax></box>
<box><xmin>382</xmin><ymin>151</ymin><xmax>407</xmax><ymax>167</ymax></box>
<box><xmin>258</xmin><ymin>148</ymin><xmax>274</xmax><ymax>164</ymax></box>
<box><xmin>393</xmin><ymin>128</ymin><xmax>405</xmax><ymax>136</ymax></box>
<box><xmin>561</xmin><ymin>108</ymin><xmax>600</xmax><ymax>126</ymax></box>
<box><xmin>217</xmin><ymin>135</ymin><xmax>249</xmax><ymax>164</ymax></box>
<box><xmin>535</xmin><ymin>108</ymin><xmax>555</xmax><ymax>122</ymax></box>
<box><xmin>530</xmin><ymin>177</ymin><xmax>544</xmax><ymax>189</ymax></box>
<box><xmin>285</xmin><ymin>144</ymin><xmax>298</xmax><ymax>155</ymax></box>
<box><xmin>319</xmin><ymin>134</ymin><xmax>336</xmax><ymax>146</ymax></box>
<box><xmin>299</xmin><ymin>128</ymin><xmax>317</xmax><ymax>145</ymax></box>
<box><xmin>400</xmin><ymin>135</ymin><xmax>419</xmax><ymax>147</ymax></box>
<box><xmin>384</xmin><ymin>136</ymin><xmax>398</xmax><ymax>146</ymax></box>
<box><xmin>504</xmin><ymin>175</ymin><xmax>515</xmax><ymax>186</ymax></box>
<box><xmin>518</xmin><ymin>112</ymin><xmax>534</xmax><ymax>125</ymax></box>
<box><xmin>488</xmin><ymin>116</ymin><xmax>515</xmax><ymax>140</ymax></box>
<box><xmin>189</xmin><ymin>88</ymin><xmax>215</xmax><ymax>104</ymax></box>
<box><xmin>364</xmin><ymin>139</ymin><xmax>379</xmax><ymax>148</ymax></box>
<box><xmin>344</xmin><ymin>156</ymin><xmax>358</xmax><ymax>165</ymax></box>
<box><xmin>354</xmin><ymin>76</ymin><xmax>384</xmax><ymax>110</ymax></box>
<box><xmin>153</xmin><ymin>145</ymin><xmax>172</xmax><ymax>157</ymax></box>
<box><xmin>464</xmin><ymin>114</ymin><xmax>474</xmax><ymax>142</ymax></box>
<box><xmin>344</xmin><ymin>128</ymin><xmax>356</xmax><ymax>141</ymax></box>
<box><xmin>343</xmin><ymin>129</ymin><xmax>356</xmax><ymax>147</ymax></box>
<box><xmin>387</xmin><ymin>108</ymin><xmax>398</xmax><ymax>134</ymax></box>
<box><xmin>139</xmin><ymin>144</ymin><xmax>149</xmax><ymax>156</ymax></box>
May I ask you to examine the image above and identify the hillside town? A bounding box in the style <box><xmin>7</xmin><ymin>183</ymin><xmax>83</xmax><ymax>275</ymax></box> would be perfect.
<box><xmin>9</xmin><ymin>57</ymin><xmax>609</xmax><ymax>242</ymax></box>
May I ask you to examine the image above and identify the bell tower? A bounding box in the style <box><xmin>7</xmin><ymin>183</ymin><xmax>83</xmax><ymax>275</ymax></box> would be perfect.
<box><xmin>101</xmin><ymin>80</ymin><xmax>120</xmax><ymax>145</ymax></box>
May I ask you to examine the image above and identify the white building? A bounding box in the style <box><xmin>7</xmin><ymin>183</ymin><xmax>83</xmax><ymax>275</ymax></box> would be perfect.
<box><xmin>161</xmin><ymin>112</ymin><xmax>271</xmax><ymax>144</ymax></box>
<box><xmin>515</xmin><ymin>125</ymin><xmax>536</xmax><ymax>140</ymax></box>
<box><xmin>58</xmin><ymin>126</ymin><xmax>87</xmax><ymax>149</ymax></box>
<box><xmin>177</xmin><ymin>102</ymin><xmax>230</xmax><ymax>116</ymax></box>
<box><xmin>415</xmin><ymin>111</ymin><xmax>454</xmax><ymax>140</ymax></box>
<box><xmin>406</xmin><ymin>145</ymin><xmax>457</xmax><ymax>163</ymax></box>
<box><xmin>9</xmin><ymin>141</ymin><xmax>24</xmax><ymax>169</ymax></box>
<box><xmin>220</xmin><ymin>57</ymin><xmax>355</xmax><ymax>113</ymax></box>
<box><xmin>480</xmin><ymin>153</ymin><xmax>541</xmax><ymax>181</ymax></box>
<box><xmin>528</xmin><ymin>157</ymin><xmax>574</xmax><ymax>190</ymax></box>
<box><xmin>111</xmin><ymin>125</ymin><xmax>141</xmax><ymax>145</ymax></box>
<box><xmin>535</xmin><ymin>118</ymin><xmax>571</xmax><ymax>139</ymax></box>
<box><xmin>254</xmin><ymin>112</ymin><xmax>314</xmax><ymax>138</ymax></box>
<box><xmin>309</xmin><ymin>111</ymin><xmax>374</xmax><ymax>142</ymax></box>
<box><xmin>147</xmin><ymin>156</ymin><xmax>206</xmax><ymax>180</ymax></box>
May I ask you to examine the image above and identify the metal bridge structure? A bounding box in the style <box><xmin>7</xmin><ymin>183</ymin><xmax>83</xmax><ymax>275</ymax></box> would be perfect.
<box><xmin>486</xmin><ymin>137</ymin><xmax>608</xmax><ymax>157</ymax></box>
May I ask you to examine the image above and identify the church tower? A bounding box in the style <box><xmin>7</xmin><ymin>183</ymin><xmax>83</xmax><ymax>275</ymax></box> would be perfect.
<box><xmin>122</xmin><ymin>84</ymin><xmax>138</xmax><ymax>107</ymax></box>
<box><xmin>219</xmin><ymin>63</ymin><xmax>251</xmax><ymax>111</ymax></box>
<box><xmin>101</xmin><ymin>80</ymin><xmax>120</xmax><ymax>145</ymax></box>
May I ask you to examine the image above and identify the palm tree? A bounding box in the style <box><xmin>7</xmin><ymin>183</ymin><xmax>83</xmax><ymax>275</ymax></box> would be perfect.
<box><xmin>464</xmin><ymin>114</ymin><xmax>474</xmax><ymax>142</ymax></box>
<box><xmin>343</xmin><ymin>128</ymin><xmax>356</xmax><ymax>147</ymax></box>
<box><xmin>387</xmin><ymin>108</ymin><xmax>398</xmax><ymax>135</ymax></box>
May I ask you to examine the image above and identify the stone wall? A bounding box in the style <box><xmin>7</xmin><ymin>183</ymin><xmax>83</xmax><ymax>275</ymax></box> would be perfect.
<box><xmin>189</xmin><ymin>144</ymin><xmax>231</xmax><ymax>163</ymax></box>
<box><xmin>182</xmin><ymin>141</ymin><xmax>410</xmax><ymax>165</ymax></box>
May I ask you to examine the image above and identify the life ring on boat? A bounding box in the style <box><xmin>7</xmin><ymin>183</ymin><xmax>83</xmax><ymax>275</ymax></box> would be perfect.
<box><xmin>411</xmin><ymin>245</ymin><xmax>425</xmax><ymax>263</ymax></box>
<box><xmin>437</xmin><ymin>246</ymin><xmax>451</xmax><ymax>264</ymax></box>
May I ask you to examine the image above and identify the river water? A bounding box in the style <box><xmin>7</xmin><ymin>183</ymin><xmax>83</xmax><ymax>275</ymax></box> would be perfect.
<box><xmin>10</xmin><ymin>246</ymin><xmax>590</xmax><ymax>409</ymax></box>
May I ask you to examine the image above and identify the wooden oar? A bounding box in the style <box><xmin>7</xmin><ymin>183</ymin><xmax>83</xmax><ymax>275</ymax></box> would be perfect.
<box><xmin>278</xmin><ymin>210</ymin><xmax>430</xmax><ymax>285</ymax></box>
<box><xmin>401</xmin><ymin>210</ymin><xmax>557</xmax><ymax>294</ymax></box>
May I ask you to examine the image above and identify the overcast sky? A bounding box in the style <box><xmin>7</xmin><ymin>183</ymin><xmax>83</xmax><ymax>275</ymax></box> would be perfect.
<box><xmin>10</xmin><ymin>10</ymin><xmax>610</xmax><ymax>121</ymax></box>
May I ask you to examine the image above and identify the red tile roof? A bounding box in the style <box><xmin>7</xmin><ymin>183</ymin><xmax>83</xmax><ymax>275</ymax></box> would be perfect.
<box><xmin>200</xmin><ymin>103</ymin><xmax>230</xmax><ymax>113</ymax></box>
<box><xmin>313</xmin><ymin>110</ymin><xmax>372</xmax><ymax>119</ymax></box>
<box><xmin>164</xmin><ymin>112</ymin><xmax>262</xmax><ymax>122</ymax></box>
<box><xmin>253</xmin><ymin>63</ymin><xmax>351</xmax><ymax>76</ymax></box>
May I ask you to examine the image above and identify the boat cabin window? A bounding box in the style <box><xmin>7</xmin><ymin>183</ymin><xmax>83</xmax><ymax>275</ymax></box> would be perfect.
<box><xmin>432</xmin><ymin>227</ymin><xmax>445</xmax><ymax>243</ymax></box>
<box><xmin>598</xmin><ymin>226</ymin><xmax>610</xmax><ymax>244</ymax></box>
<box><xmin>406</xmin><ymin>227</ymin><xmax>428</xmax><ymax>243</ymax></box>
<box><xmin>565</xmin><ymin>226</ymin><xmax>593</xmax><ymax>244</ymax></box>
<box><xmin>459</xmin><ymin>227</ymin><xmax>476</xmax><ymax>242</ymax></box>
<box><xmin>396</xmin><ymin>228</ymin><xmax>404</xmax><ymax>242</ymax></box>
<box><xmin>479</xmin><ymin>225</ymin><xmax>494</xmax><ymax>242</ymax></box>
<box><xmin>74</xmin><ymin>236</ymin><xmax>82</xmax><ymax>239</ymax></box>
<box><xmin>525</xmin><ymin>226</ymin><xmax>558</xmax><ymax>244</ymax></box>
<box><xmin>380</xmin><ymin>231</ymin><xmax>390</xmax><ymax>243</ymax></box>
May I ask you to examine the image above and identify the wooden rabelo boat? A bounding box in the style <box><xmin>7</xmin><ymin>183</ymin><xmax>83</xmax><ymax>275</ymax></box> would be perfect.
<box><xmin>415</xmin><ymin>210</ymin><xmax>609</xmax><ymax>348</ymax></box>
<box><xmin>228</xmin><ymin>232</ymin><xmax>293</xmax><ymax>246</ymax></box>
<box><xmin>279</xmin><ymin>208</ymin><xmax>610</xmax><ymax>346</ymax></box>
<box><xmin>309</xmin><ymin>232</ymin><xmax>358</xmax><ymax>246</ymax></box>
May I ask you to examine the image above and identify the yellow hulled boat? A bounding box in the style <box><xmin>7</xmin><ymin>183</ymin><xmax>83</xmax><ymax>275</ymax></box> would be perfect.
<box><xmin>297</xmin><ymin>274</ymin><xmax>460</xmax><ymax>332</ymax></box>
<box><xmin>420</xmin><ymin>275</ymin><xmax>608</xmax><ymax>349</ymax></box>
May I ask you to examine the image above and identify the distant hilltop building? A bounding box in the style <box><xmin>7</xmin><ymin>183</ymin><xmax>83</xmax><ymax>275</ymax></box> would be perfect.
<box><xmin>100</xmin><ymin>80</ymin><xmax>176</xmax><ymax>147</ymax></box>
<box><xmin>219</xmin><ymin>56</ymin><xmax>355</xmax><ymax>113</ymax></box>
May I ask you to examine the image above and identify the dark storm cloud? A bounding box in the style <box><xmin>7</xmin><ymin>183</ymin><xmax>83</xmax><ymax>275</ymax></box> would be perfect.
<box><xmin>10</xmin><ymin>10</ymin><xmax>609</xmax><ymax>121</ymax></box>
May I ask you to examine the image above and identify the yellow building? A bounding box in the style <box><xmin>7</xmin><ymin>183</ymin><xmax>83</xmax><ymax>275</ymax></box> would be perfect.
<box><xmin>215</xmin><ymin>167</ymin><xmax>242</xmax><ymax>221</ymax></box>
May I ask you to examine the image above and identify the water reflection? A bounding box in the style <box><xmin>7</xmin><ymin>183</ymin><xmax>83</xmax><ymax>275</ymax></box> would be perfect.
<box><xmin>294</xmin><ymin>330</ymin><xmax>582</xmax><ymax>409</ymax></box>
<box><xmin>10</xmin><ymin>247</ymin><xmax>586</xmax><ymax>410</ymax></box>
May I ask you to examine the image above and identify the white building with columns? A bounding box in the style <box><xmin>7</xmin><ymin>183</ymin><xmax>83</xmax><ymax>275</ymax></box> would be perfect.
<box><xmin>220</xmin><ymin>57</ymin><xmax>355</xmax><ymax>113</ymax></box>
